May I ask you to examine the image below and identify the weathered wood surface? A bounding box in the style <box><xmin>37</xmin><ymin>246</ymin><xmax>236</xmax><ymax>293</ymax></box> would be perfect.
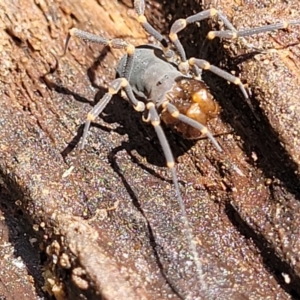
<box><xmin>0</xmin><ymin>0</ymin><xmax>300</xmax><ymax>299</ymax></box>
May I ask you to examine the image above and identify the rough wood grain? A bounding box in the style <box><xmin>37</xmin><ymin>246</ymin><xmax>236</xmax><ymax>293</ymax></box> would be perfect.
<box><xmin>0</xmin><ymin>0</ymin><xmax>300</xmax><ymax>299</ymax></box>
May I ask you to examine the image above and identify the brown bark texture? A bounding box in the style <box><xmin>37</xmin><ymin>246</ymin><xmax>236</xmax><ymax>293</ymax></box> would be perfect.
<box><xmin>0</xmin><ymin>0</ymin><xmax>300</xmax><ymax>299</ymax></box>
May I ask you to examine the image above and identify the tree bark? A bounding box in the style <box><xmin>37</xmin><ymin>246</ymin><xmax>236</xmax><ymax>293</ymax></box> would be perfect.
<box><xmin>0</xmin><ymin>0</ymin><xmax>300</xmax><ymax>299</ymax></box>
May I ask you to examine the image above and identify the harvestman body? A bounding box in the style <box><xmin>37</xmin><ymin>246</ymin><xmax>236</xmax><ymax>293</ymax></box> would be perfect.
<box><xmin>65</xmin><ymin>0</ymin><xmax>300</xmax><ymax>297</ymax></box>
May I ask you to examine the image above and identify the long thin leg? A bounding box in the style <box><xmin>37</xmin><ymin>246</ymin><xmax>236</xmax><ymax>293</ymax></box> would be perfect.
<box><xmin>134</xmin><ymin>0</ymin><xmax>169</xmax><ymax>48</ymax></box>
<box><xmin>66</xmin><ymin>28</ymin><xmax>136</xmax><ymax>80</ymax></box>
<box><xmin>169</xmin><ymin>9</ymin><xmax>228</xmax><ymax>62</ymax></box>
<box><xmin>169</xmin><ymin>8</ymin><xmax>300</xmax><ymax>61</ymax></box>
<box><xmin>167</xmin><ymin>8</ymin><xmax>299</xmax><ymax>114</ymax></box>
<box><xmin>178</xmin><ymin>57</ymin><xmax>255</xmax><ymax>112</ymax></box>
<box><xmin>133</xmin><ymin>0</ymin><xmax>175</xmax><ymax>58</ymax></box>
<box><xmin>65</xmin><ymin>28</ymin><xmax>146</xmax><ymax>148</ymax></box>
<box><xmin>146</xmin><ymin>102</ymin><xmax>207</xmax><ymax>292</ymax></box>
<box><xmin>133</xmin><ymin>2</ymin><xmax>235</xmax><ymax>61</ymax></box>
<box><xmin>80</xmin><ymin>78</ymin><xmax>145</xmax><ymax>149</ymax></box>
<box><xmin>207</xmin><ymin>20</ymin><xmax>300</xmax><ymax>40</ymax></box>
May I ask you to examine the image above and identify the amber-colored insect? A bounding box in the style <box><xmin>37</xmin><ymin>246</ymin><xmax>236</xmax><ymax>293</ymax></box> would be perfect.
<box><xmin>65</xmin><ymin>0</ymin><xmax>300</xmax><ymax>296</ymax></box>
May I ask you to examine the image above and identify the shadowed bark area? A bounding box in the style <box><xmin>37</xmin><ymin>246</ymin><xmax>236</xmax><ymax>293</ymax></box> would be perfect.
<box><xmin>0</xmin><ymin>0</ymin><xmax>300</xmax><ymax>299</ymax></box>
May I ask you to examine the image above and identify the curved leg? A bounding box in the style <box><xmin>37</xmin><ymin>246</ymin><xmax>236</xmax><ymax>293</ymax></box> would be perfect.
<box><xmin>177</xmin><ymin>56</ymin><xmax>256</xmax><ymax>112</ymax></box>
<box><xmin>169</xmin><ymin>9</ymin><xmax>234</xmax><ymax>62</ymax></box>
<box><xmin>186</xmin><ymin>57</ymin><xmax>256</xmax><ymax>112</ymax></box>
<box><xmin>80</xmin><ymin>78</ymin><xmax>144</xmax><ymax>149</ymax></box>
<box><xmin>65</xmin><ymin>28</ymin><xmax>136</xmax><ymax>80</ymax></box>
<box><xmin>169</xmin><ymin>8</ymin><xmax>300</xmax><ymax>62</ymax></box>
<box><xmin>64</xmin><ymin>28</ymin><xmax>146</xmax><ymax>148</ymax></box>
<box><xmin>134</xmin><ymin>0</ymin><xmax>169</xmax><ymax>48</ymax></box>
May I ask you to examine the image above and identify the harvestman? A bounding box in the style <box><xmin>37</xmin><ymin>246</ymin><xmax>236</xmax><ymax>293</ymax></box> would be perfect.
<box><xmin>64</xmin><ymin>0</ymin><xmax>300</xmax><ymax>295</ymax></box>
